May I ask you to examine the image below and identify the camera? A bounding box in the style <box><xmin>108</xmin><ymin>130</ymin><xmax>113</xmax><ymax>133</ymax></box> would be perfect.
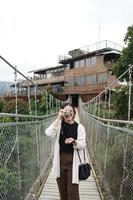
<box><xmin>64</xmin><ymin>111</ymin><xmax>70</xmax><ymax>117</ymax></box>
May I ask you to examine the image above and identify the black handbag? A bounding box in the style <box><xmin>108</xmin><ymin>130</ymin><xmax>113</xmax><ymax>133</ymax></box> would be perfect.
<box><xmin>77</xmin><ymin>149</ymin><xmax>91</xmax><ymax>180</ymax></box>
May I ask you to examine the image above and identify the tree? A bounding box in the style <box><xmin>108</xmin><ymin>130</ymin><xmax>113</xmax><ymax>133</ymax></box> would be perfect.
<box><xmin>2</xmin><ymin>99</ymin><xmax>29</xmax><ymax>114</ymax></box>
<box><xmin>0</xmin><ymin>98</ymin><xmax>5</xmax><ymax>112</ymax></box>
<box><xmin>111</xmin><ymin>87</ymin><xmax>133</xmax><ymax>120</ymax></box>
<box><xmin>0</xmin><ymin>166</ymin><xmax>20</xmax><ymax>200</ymax></box>
<box><xmin>111</xmin><ymin>26</ymin><xmax>133</xmax><ymax>121</ymax></box>
<box><xmin>112</xmin><ymin>25</ymin><xmax>133</xmax><ymax>79</ymax></box>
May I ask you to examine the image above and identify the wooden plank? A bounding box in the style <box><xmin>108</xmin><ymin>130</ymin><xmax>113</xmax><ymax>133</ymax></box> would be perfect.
<box><xmin>38</xmin><ymin>169</ymin><xmax>101</xmax><ymax>200</ymax></box>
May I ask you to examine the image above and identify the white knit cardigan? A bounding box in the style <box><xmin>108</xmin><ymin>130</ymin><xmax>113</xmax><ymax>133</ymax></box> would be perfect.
<box><xmin>45</xmin><ymin>120</ymin><xmax>86</xmax><ymax>184</ymax></box>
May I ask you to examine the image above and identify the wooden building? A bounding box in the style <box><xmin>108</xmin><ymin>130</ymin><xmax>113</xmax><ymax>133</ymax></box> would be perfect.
<box><xmin>9</xmin><ymin>41</ymin><xmax>122</xmax><ymax>105</ymax></box>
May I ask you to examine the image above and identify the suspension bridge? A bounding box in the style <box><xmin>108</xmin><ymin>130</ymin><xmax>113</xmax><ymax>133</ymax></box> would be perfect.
<box><xmin>0</xmin><ymin>56</ymin><xmax>133</xmax><ymax>200</ymax></box>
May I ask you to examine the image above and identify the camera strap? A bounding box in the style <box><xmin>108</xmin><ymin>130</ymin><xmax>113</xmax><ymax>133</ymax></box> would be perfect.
<box><xmin>60</xmin><ymin>120</ymin><xmax>65</xmax><ymax>135</ymax></box>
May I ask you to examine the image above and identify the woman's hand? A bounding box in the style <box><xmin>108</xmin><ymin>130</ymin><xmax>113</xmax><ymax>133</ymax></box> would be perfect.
<box><xmin>65</xmin><ymin>137</ymin><xmax>75</xmax><ymax>144</ymax></box>
<box><xmin>58</xmin><ymin>109</ymin><xmax>65</xmax><ymax>120</ymax></box>
<box><xmin>53</xmin><ymin>109</ymin><xmax>64</xmax><ymax>128</ymax></box>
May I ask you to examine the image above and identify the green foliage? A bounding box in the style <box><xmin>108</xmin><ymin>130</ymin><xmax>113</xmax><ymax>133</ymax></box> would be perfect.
<box><xmin>0</xmin><ymin>128</ymin><xmax>38</xmax><ymax>199</ymax></box>
<box><xmin>85</xmin><ymin>102</ymin><xmax>116</xmax><ymax>119</ymax></box>
<box><xmin>85</xmin><ymin>86</ymin><xmax>133</xmax><ymax>121</ymax></box>
<box><xmin>112</xmin><ymin>25</ymin><xmax>133</xmax><ymax>79</ymax></box>
<box><xmin>38</xmin><ymin>94</ymin><xmax>47</xmax><ymax>114</ymax></box>
<box><xmin>0</xmin><ymin>166</ymin><xmax>20</xmax><ymax>200</ymax></box>
<box><xmin>111</xmin><ymin>87</ymin><xmax>133</xmax><ymax>120</ymax></box>
<box><xmin>0</xmin><ymin>116</ymin><xmax>13</xmax><ymax>123</ymax></box>
<box><xmin>2</xmin><ymin>99</ymin><xmax>29</xmax><ymax>114</ymax></box>
<box><xmin>38</xmin><ymin>93</ymin><xmax>57</xmax><ymax>115</ymax></box>
<box><xmin>0</xmin><ymin>126</ymin><xmax>16</xmax><ymax>169</ymax></box>
<box><xmin>106</xmin><ymin>134</ymin><xmax>133</xmax><ymax>200</ymax></box>
<box><xmin>18</xmin><ymin>135</ymin><xmax>38</xmax><ymax>197</ymax></box>
<box><xmin>0</xmin><ymin>92</ymin><xmax>57</xmax><ymax>116</ymax></box>
<box><xmin>0</xmin><ymin>98</ymin><xmax>5</xmax><ymax>112</ymax></box>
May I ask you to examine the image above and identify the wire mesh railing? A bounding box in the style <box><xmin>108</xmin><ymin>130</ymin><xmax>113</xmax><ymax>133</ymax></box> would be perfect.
<box><xmin>79</xmin><ymin>65</ymin><xmax>133</xmax><ymax>200</ymax></box>
<box><xmin>80</xmin><ymin>110</ymin><xmax>133</xmax><ymax>200</ymax></box>
<box><xmin>0</xmin><ymin>55</ymin><xmax>61</xmax><ymax>199</ymax></box>
<box><xmin>0</xmin><ymin>113</ymin><xmax>57</xmax><ymax>200</ymax></box>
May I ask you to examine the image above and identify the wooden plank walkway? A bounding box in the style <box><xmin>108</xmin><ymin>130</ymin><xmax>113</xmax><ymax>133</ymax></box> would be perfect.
<box><xmin>38</xmin><ymin>169</ymin><xmax>101</xmax><ymax>200</ymax></box>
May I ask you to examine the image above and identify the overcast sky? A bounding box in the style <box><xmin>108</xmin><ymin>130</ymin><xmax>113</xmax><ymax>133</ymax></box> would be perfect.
<box><xmin>0</xmin><ymin>0</ymin><xmax>133</xmax><ymax>81</ymax></box>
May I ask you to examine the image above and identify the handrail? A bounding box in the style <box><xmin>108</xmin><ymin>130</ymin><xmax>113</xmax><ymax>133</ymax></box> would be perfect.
<box><xmin>86</xmin><ymin>112</ymin><xmax>133</xmax><ymax>125</ymax></box>
<box><xmin>0</xmin><ymin>55</ymin><xmax>46</xmax><ymax>94</ymax></box>
<box><xmin>58</xmin><ymin>40</ymin><xmax>123</xmax><ymax>61</ymax></box>
<box><xmin>0</xmin><ymin>112</ymin><xmax>58</xmax><ymax>119</ymax></box>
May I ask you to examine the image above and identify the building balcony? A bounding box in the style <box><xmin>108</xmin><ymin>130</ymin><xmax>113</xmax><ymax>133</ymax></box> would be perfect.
<box><xmin>53</xmin><ymin>83</ymin><xmax>107</xmax><ymax>95</ymax></box>
<box><xmin>18</xmin><ymin>75</ymin><xmax>65</xmax><ymax>87</ymax></box>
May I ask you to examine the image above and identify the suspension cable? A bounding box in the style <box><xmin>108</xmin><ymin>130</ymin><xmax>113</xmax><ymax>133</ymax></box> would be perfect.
<box><xmin>0</xmin><ymin>55</ymin><xmax>57</xmax><ymax>101</ymax></box>
<box><xmin>27</xmin><ymin>80</ymin><xmax>32</xmax><ymax>115</ymax></box>
<box><xmin>14</xmin><ymin>67</ymin><xmax>22</xmax><ymax>195</ymax></box>
<box><xmin>34</xmin><ymin>85</ymin><xmax>37</xmax><ymax>115</ymax></box>
<box><xmin>0</xmin><ymin>55</ymin><xmax>61</xmax><ymax>116</ymax></box>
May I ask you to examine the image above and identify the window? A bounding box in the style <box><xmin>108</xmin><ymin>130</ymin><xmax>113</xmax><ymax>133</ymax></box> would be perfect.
<box><xmin>75</xmin><ymin>61</ymin><xmax>80</xmax><ymax>68</ymax></box>
<box><xmin>98</xmin><ymin>73</ymin><xmax>107</xmax><ymax>83</ymax></box>
<box><xmin>52</xmin><ymin>84</ymin><xmax>57</xmax><ymax>92</ymax></box>
<box><xmin>90</xmin><ymin>56</ymin><xmax>96</xmax><ymax>65</ymax></box>
<box><xmin>75</xmin><ymin>59</ymin><xmax>85</xmax><ymax>68</ymax></box>
<box><xmin>53</xmin><ymin>71</ymin><xmax>58</xmax><ymax>77</ymax></box>
<box><xmin>66</xmin><ymin>78</ymin><xmax>74</xmax><ymax>87</ymax></box>
<box><xmin>58</xmin><ymin>71</ymin><xmax>64</xmax><ymax>76</ymax></box>
<box><xmin>75</xmin><ymin>76</ymin><xmax>85</xmax><ymax>86</ymax></box>
<box><xmin>79</xmin><ymin>59</ymin><xmax>85</xmax><ymax>67</ymax></box>
<box><xmin>65</xmin><ymin>64</ymin><xmax>70</xmax><ymax>70</ymax></box>
<box><xmin>86</xmin><ymin>74</ymin><xmax>97</xmax><ymax>84</ymax></box>
<box><xmin>86</xmin><ymin>58</ymin><xmax>90</xmax><ymax>66</ymax></box>
<box><xmin>46</xmin><ymin>73</ymin><xmax>52</xmax><ymax>78</ymax></box>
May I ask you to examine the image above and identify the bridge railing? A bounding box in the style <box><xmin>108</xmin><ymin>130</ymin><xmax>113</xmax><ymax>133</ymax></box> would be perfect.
<box><xmin>79</xmin><ymin>65</ymin><xmax>133</xmax><ymax>200</ymax></box>
<box><xmin>0</xmin><ymin>55</ymin><xmax>62</xmax><ymax>200</ymax></box>
<box><xmin>80</xmin><ymin>109</ymin><xmax>133</xmax><ymax>200</ymax></box>
<box><xmin>0</xmin><ymin>113</ymin><xmax>56</xmax><ymax>200</ymax></box>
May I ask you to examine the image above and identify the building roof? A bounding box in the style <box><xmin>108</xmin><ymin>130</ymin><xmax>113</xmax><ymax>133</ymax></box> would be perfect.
<box><xmin>98</xmin><ymin>49</ymin><xmax>122</xmax><ymax>55</ymax></box>
<box><xmin>28</xmin><ymin>41</ymin><xmax>122</xmax><ymax>74</ymax></box>
<box><xmin>59</xmin><ymin>47</ymin><xmax>121</xmax><ymax>64</ymax></box>
<box><xmin>28</xmin><ymin>64</ymin><xmax>64</xmax><ymax>74</ymax></box>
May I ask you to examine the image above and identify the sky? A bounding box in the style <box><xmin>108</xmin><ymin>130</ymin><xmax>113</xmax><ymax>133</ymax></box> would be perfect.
<box><xmin>0</xmin><ymin>0</ymin><xmax>133</xmax><ymax>81</ymax></box>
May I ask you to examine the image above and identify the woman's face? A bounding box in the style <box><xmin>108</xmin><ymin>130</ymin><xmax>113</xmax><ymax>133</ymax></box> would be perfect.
<box><xmin>63</xmin><ymin>105</ymin><xmax>75</xmax><ymax>122</ymax></box>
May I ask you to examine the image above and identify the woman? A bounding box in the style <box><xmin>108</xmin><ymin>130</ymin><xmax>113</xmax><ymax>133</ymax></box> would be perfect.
<box><xmin>45</xmin><ymin>102</ymin><xmax>86</xmax><ymax>200</ymax></box>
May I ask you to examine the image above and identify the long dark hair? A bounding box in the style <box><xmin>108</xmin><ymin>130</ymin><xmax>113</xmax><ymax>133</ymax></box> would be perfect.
<box><xmin>61</xmin><ymin>102</ymin><xmax>76</xmax><ymax>118</ymax></box>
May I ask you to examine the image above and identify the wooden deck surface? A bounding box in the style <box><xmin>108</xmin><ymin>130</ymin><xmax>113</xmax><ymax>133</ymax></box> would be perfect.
<box><xmin>38</xmin><ymin>169</ymin><xmax>101</xmax><ymax>200</ymax></box>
